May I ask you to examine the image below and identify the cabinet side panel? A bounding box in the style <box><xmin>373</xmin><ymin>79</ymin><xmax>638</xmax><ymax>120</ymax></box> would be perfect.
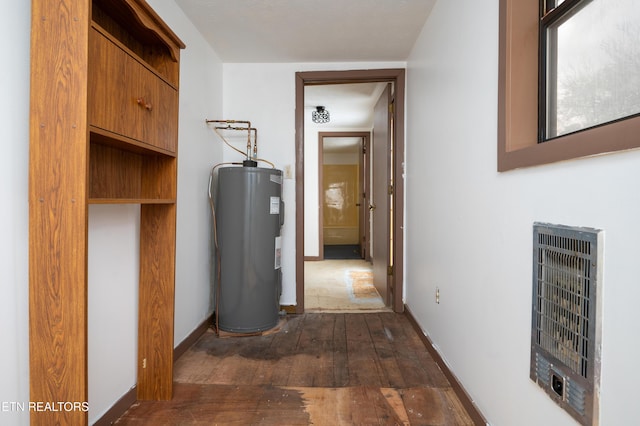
<box><xmin>28</xmin><ymin>0</ymin><xmax>90</xmax><ymax>424</ymax></box>
<box><xmin>137</xmin><ymin>204</ymin><xmax>176</xmax><ymax>400</ymax></box>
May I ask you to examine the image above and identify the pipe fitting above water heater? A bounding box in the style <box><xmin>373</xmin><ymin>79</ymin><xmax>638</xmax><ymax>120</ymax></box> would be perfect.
<box><xmin>205</xmin><ymin>119</ymin><xmax>258</xmax><ymax>166</ymax></box>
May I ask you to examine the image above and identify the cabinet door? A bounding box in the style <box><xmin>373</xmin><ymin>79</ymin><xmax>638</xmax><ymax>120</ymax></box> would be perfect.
<box><xmin>138</xmin><ymin>66</ymin><xmax>178</xmax><ymax>153</ymax></box>
<box><xmin>89</xmin><ymin>27</ymin><xmax>178</xmax><ymax>153</ymax></box>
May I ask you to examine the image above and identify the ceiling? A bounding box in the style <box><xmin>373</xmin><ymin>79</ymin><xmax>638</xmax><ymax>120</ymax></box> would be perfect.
<box><xmin>174</xmin><ymin>0</ymin><xmax>435</xmax><ymax>144</ymax></box>
<box><xmin>174</xmin><ymin>0</ymin><xmax>436</xmax><ymax>63</ymax></box>
<box><xmin>306</xmin><ymin>82</ymin><xmax>387</xmax><ymax>126</ymax></box>
<box><xmin>305</xmin><ymin>82</ymin><xmax>383</xmax><ymax>153</ymax></box>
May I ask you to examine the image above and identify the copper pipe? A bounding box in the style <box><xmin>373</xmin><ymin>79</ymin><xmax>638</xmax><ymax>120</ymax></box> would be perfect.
<box><xmin>250</xmin><ymin>128</ymin><xmax>257</xmax><ymax>159</ymax></box>
<box><xmin>206</xmin><ymin>119</ymin><xmax>252</xmax><ymax>159</ymax></box>
<box><xmin>214</xmin><ymin>126</ymin><xmax>249</xmax><ymax>131</ymax></box>
<box><xmin>205</xmin><ymin>119</ymin><xmax>251</xmax><ymax>128</ymax></box>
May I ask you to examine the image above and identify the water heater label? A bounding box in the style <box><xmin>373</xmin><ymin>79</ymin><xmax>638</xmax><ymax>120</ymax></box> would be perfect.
<box><xmin>274</xmin><ymin>236</ymin><xmax>282</xmax><ymax>269</ymax></box>
<box><xmin>270</xmin><ymin>196</ymin><xmax>280</xmax><ymax>214</ymax></box>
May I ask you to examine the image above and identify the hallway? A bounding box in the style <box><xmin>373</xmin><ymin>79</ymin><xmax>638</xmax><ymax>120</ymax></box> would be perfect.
<box><xmin>115</xmin><ymin>313</ymin><xmax>477</xmax><ymax>425</ymax></box>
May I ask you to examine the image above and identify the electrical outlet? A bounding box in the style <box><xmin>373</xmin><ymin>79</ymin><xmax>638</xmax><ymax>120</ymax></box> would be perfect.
<box><xmin>436</xmin><ymin>287</ymin><xmax>440</xmax><ymax>304</ymax></box>
<box><xmin>283</xmin><ymin>165</ymin><xmax>293</xmax><ymax>179</ymax></box>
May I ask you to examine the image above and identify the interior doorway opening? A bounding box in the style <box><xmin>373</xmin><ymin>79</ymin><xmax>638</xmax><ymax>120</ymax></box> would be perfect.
<box><xmin>319</xmin><ymin>132</ymin><xmax>370</xmax><ymax>262</ymax></box>
<box><xmin>295</xmin><ymin>69</ymin><xmax>406</xmax><ymax>314</ymax></box>
<box><xmin>305</xmin><ymin>131</ymin><xmax>382</xmax><ymax>313</ymax></box>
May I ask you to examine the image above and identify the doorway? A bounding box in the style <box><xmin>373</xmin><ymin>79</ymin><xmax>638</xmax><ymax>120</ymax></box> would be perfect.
<box><xmin>319</xmin><ymin>132</ymin><xmax>370</xmax><ymax>261</ymax></box>
<box><xmin>295</xmin><ymin>69</ymin><xmax>406</xmax><ymax>314</ymax></box>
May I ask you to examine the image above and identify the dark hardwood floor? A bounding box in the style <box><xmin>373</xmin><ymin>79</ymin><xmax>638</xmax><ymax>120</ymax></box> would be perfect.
<box><xmin>115</xmin><ymin>312</ymin><xmax>477</xmax><ymax>425</ymax></box>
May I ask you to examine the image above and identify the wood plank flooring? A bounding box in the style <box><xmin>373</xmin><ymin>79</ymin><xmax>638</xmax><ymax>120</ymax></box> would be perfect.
<box><xmin>115</xmin><ymin>312</ymin><xmax>476</xmax><ymax>425</ymax></box>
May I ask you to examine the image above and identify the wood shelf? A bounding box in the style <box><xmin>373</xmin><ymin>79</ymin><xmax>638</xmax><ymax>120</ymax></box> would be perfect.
<box><xmin>89</xmin><ymin>198</ymin><xmax>176</xmax><ymax>205</ymax></box>
<box><xmin>89</xmin><ymin>143</ymin><xmax>177</xmax><ymax>201</ymax></box>
<box><xmin>29</xmin><ymin>0</ymin><xmax>184</xmax><ymax>424</ymax></box>
<box><xmin>90</xmin><ymin>126</ymin><xmax>177</xmax><ymax>158</ymax></box>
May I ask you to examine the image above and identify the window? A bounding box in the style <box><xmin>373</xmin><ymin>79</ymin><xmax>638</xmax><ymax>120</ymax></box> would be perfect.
<box><xmin>498</xmin><ymin>0</ymin><xmax>640</xmax><ymax>171</ymax></box>
<box><xmin>541</xmin><ymin>0</ymin><xmax>640</xmax><ymax>140</ymax></box>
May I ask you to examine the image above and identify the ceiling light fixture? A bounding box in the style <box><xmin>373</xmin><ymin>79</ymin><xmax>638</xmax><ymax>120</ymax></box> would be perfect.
<box><xmin>312</xmin><ymin>106</ymin><xmax>330</xmax><ymax>124</ymax></box>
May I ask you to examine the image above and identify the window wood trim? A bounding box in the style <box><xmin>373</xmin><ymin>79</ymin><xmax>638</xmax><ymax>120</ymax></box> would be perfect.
<box><xmin>498</xmin><ymin>0</ymin><xmax>640</xmax><ymax>171</ymax></box>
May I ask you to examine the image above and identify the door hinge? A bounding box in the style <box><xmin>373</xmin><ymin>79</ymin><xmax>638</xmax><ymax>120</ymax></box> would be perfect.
<box><xmin>362</xmin><ymin>143</ymin><xmax>367</xmax><ymax>154</ymax></box>
<box><xmin>387</xmin><ymin>265</ymin><xmax>394</xmax><ymax>276</ymax></box>
<box><xmin>388</xmin><ymin>103</ymin><xmax>394</xmax><ymax>114</ymax></box>
<box><xmin>388</xmin><ymin>184</ymin><xmax>394</xmax><ymax>195</ymax></box>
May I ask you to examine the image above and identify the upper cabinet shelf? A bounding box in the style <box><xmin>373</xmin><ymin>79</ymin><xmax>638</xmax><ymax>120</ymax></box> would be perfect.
<box><xmin>89</xmin><ymin>0</ymin><xmax>185</xmax><ymax>156</ymax></box>
<box><xmin>92</xmin><ymin>0</ymin><xmax>185</xmax><ymax>87</ymax></box>
<box><xmin>87</xmin><ymin>0</ymin><xmax>185</xmax><ymax>199</ymax></box>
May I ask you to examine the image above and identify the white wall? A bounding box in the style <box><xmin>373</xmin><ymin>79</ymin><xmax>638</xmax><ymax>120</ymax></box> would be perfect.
<box><xmin>0</xmin><ymin>2</ymin><xmax>31</xmax><ymax>425</ymax></box>
<box><xmin>88</xmin><ymin>205</ymin><xmax>140</xmax><ymax>423</ymax></box>
<box><xmin>405</xmin><ymin>1</ymin><xmax>640</xmax><ymax>425</ymax></box>
<box><xmin>222</xmin><ymin>62</ymin><xmax>403</xmax><ymax>304</ymax></box>
<box><xmin>0</xmin><ymin>1</ymin><xmax>223</xmax><ymax>424</ymax></box>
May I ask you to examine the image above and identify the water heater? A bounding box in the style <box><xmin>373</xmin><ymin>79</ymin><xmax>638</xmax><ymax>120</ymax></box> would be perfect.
<box><xmin>214</xmin><ymin>166</ymin><xmax>284</xmax><ymax>333</ymax></box>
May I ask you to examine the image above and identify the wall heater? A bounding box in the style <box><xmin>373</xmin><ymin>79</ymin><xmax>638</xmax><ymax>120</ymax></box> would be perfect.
<box><xmin>530</xmin><ymin>223</ymin><xmax>603</xmax><ymax>426</ymax></box>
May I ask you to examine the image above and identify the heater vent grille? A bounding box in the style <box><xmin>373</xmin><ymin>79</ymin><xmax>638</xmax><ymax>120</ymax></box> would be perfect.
<box><xmin>530</xmin><ymin>223</ymin><xmax>602</xmax><ymax>426</ymax></box>
<box><xmin>535</xmin><ymin>232</ymin><xmax>592</xmax><ymax>377</ymax></box>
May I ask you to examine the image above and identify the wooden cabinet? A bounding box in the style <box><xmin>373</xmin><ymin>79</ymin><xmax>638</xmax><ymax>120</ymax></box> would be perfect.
<box><xmin>29</xmin><ymin>0</ymin><xmax>185</xmax><ymax>424</ymax></box>
<box><xmin>89</xmin><ymin>25</ymin><xmax>179</xmax><ymax>154</ymax></box>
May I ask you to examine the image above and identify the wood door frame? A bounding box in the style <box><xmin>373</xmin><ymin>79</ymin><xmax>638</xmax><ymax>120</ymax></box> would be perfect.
<box><xmin>295</xmin><ymin>69</ymin><xmax>406</xmax><ymax>313</ymax></box>
<box><xmin>317</xmin><ymin>131</ymin><xmax>370</xmax><ymax>261</ymax></box>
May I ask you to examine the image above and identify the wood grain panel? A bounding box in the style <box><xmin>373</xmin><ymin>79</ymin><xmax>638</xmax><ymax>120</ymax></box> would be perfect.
<box><xmin>89</xmin><ymin>144</ymin><xmax>177</xmax><ymax>202</ymax></box>
<box><xmin>139</xmin><ymin>64</ymin><xmax>179</xmax><ymax>153</ymax></box>
<box><xmin>137</xmin><ymin>204</ymin><xmax>177</xmax><ymax>400</ymax></box>
<box><xmin>92</xmin><ymin>0</ymin><xmax>182</xmax><ymax>86</ymax></box>
<box><xmin>141</xmin><ymin>156</ymin><xmax>177</xmax><ymax>200</ymax></box>
<box><xmin>28</xmin><ymin>0</ymin><xmax>90</xmax><ymax>424</ymax></box>
<box><xmin>89</xmin><ymin>143</ymin><xmax>143</xmax><ymax>199</ymax></box>
<box><xmin>89</xmin><ymin>26</ymin><xmax>178</xmax><ymax>153</ymax></box>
